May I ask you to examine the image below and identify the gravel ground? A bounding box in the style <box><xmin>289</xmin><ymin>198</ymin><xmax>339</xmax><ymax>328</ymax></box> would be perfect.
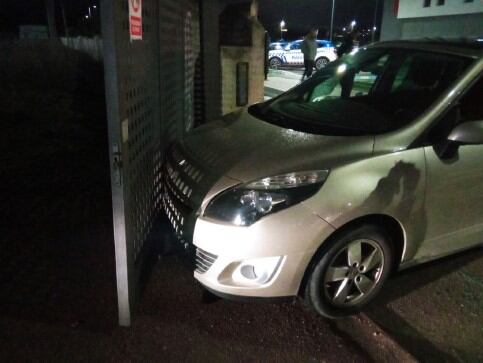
<box><xmin>0</xmin><ymin>251</ymin><xmax>397</xmax><ymax>362</ymax></box>
<box><xmin>367</xmin><ymin>248</ymin><xmax>483</xmax><ymax>362</ymax></box>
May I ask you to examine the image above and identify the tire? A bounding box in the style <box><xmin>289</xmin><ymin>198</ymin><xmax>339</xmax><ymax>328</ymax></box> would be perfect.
<box><xmin>315</xmin><ymin>57</ymin><xmax>330</xmax><ymax>70</ymax></box>
<box><xmin>304</xmin><ymin>225</ymin><xmax>393</xmax><ymax>319</ymax></box>
<box><xmin>269</xmin><ymin>57</ymin><xmax>282</xmax><ymax>69</ymax></box>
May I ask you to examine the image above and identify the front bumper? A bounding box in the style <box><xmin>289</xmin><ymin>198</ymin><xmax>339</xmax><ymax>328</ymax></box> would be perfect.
<box><xmin>193</xmin><ymin>202</ymin><xmax>335</xmax><ymax>298</ymax></box>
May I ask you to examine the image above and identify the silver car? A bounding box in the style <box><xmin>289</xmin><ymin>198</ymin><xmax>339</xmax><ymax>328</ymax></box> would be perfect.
<box><xmin>162</xmin><ymin>40</ymin><xmax>483</xmax><ymax>318</ymax></box>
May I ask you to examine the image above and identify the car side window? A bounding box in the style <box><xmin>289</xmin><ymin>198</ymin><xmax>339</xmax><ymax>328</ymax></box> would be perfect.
<box><xmin>308</xmin><ymin>53</ymin><xmax>389</xmax><ymax>102</ymax></box>
<box><xmin>391</xmin><ymin>56</ymin><xmax>412</xmax><ymax>92</ymax></box>
<box><xmin>352</xmin><ymin>55</ymin><xmax>389</xmax><ymax>97</ymax></box>
<box><xmin>426</xmin><ymin>75</ymin><xmax>483</xmax><ymax>145</ymax></box>
<box><xmin>459</xmin><ymin>76</ymin><xmax>483</xmax><ymax>122</ymax></box>
<box><xmin>390</xmin><ymin>53</ymin><xmax>468</xmax><ymax>97</ymax></box>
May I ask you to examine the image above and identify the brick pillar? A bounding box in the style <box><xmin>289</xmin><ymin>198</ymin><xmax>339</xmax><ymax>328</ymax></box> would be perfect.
<box><xmin>200</xmin><ymin>0</ymin><xmax>223</xmax><ymax>122</ymax></box>
<box><xmin>220</xmin><ymin>1</ymin><xmax>266</xmax><ymax>115</ymax></box>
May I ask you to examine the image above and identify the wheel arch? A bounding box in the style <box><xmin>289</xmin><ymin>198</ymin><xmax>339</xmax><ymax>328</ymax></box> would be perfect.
<box><xmin>269</xmin><ymin>56</ymin><xmax>283</xmax><ymax>66</ymax></box>
<box><xmin>298</xmin><ymin>213</ymin><xmax>406</xmax><ymax>296</ymax></box>
<box><xmin>315</xmin><ymin>56</ymin><xmax>330</xmax><ymax>69</ymax></box>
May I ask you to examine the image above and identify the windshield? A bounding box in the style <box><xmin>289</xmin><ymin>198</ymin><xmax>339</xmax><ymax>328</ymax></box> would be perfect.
<box><xmin>251</xmin><ymin>48</ymin><xmax>471</xmax><ymax>136</ymax></box>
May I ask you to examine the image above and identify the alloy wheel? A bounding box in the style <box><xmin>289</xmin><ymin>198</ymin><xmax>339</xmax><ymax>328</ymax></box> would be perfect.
<box><xmin>323</xmin><ymin>239</ymin><xmax>384</xmax><ymax>307</ymax></box>
<box><xmin>269</xmin><ymin>58</ymin><xmax>281</xmax><ymax>69</ymax></box>
<box><xmin>315</xmin><ymin>58</ymin><xmax>328</xmax><ymax>70</ymax></box>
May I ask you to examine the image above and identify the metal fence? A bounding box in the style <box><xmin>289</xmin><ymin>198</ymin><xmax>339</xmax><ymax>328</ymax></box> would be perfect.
<box><xmin>102</xmin><ymin>0</ymin><xmax>200</xmax><ymax>326</ymax></box>
<box><xmin>61</xmin><ymin>36</ymin><xmax>103</xmax><ymax>61</ymax></box>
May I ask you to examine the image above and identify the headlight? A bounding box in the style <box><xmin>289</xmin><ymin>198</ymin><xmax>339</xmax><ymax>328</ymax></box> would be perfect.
<box><xmin>204</xmin><ymin>170</ymin><xmax>329</xmax><ymax>226</ymax></box>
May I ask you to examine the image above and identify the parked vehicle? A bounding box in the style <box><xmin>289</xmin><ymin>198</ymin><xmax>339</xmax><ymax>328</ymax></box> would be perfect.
<box><xmin>268</xmin><ymin>41</ymin><xmax>289</xmax><ymax>51</ymax></box>
<box><xmin>269</xmin><ymin>39</ymin><xmax>337</xmax><ymax>70</ymax></box>
<box><xmin>162</xmin><ymin>39</ymin><xmax>483</xmax><ymax>318</ymax></box>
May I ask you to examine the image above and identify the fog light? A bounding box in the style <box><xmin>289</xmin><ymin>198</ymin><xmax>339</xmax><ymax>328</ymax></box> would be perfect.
<box><xmin>240</xmin><ymin>265</ymin><xmax>257</xmax><ymax>280</ymax></box>
<box><xmin>233</xmin><ymin>256</ymin><xmax>283</xmax><ymax>286</ymax></box>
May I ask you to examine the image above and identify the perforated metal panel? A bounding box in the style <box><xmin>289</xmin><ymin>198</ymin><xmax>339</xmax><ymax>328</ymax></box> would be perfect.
<box><xmin>184</xmin><ymin>11</ymin><xmax>195</xmax><ymax>132</ymax></box>
<box><xmin>154</xmin><ymin>0</ymin><xmax>201</xmax><ymax>239</ymax></box>
<box><xmin>159</xmin><ymin>0</ymin><xmax>200</xmax><ymax>145</ymax></box>
<box><xmin>102</xmin><ymin>0</ymin><xmax>200</xmax><ymax>326</ymax></box>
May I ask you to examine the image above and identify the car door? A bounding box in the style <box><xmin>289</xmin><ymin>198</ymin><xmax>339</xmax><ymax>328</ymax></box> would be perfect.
<box><xmin>286</xmin><ymin>42</ymin><xmax>303</xmax><ymax>65</ymax></box>
<box><xmin>419</xmin><ymin>75</ymin><xmax>483</xmax><ymax>260</ymax></box>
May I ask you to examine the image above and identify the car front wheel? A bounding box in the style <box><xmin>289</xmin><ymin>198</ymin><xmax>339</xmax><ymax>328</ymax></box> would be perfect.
<box><xmin>315</xmin><ymin>57</ymin><xmax>330</xmax><ymax>70</ymax></box>
<box><xmin>304</xmin><ymin>225</ymin><xmax>393</xmax><ymax>319</ymax></box>
<box><xmin>269</xmin><ymin>57</ymin><xmax>282</xmax><ymax>69</ymax></box>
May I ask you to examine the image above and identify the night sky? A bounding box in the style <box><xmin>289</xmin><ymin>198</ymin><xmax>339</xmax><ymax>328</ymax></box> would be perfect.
<box><xmin>259</xmin><ymin>0</ymin><xmax>382</xmax><ymax>40</ymax></box>
<box><xmin>0</xmin><ymin>0</ymin><xmax>381</xmax><ymax>39</ymax></box>
<box><xmin>0</xmin><ymin>0</ymin><xmax>100</xmax><ymax>35</ymax></box>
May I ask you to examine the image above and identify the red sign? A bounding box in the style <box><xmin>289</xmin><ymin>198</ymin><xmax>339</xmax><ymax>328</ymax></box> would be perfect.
<box><xmin>393</xmin><ymin>0</ymin><xmax>399</xmax><ymax>17</ymax></box>
<box><xmin>129</xmin><ymin>0</ymin><xmax>142</xmax><ymax>41</ymax></box>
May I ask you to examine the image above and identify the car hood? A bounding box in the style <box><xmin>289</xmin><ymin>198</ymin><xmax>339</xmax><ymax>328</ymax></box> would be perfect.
<box><xmin>179</xmin><ymin>108</ymin><xmax>375</xmax><ymax>185</ymax></box>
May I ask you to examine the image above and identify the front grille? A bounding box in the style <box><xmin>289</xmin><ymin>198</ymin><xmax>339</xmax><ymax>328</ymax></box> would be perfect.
<box><xmin>195</xmin><ymin>248</ymin><xmax>218</xmax><ymax>274</ymax></box>
<box><xmin>161</xmin><ymin>145</ymin><xmax>206</xmax><ymax>244</ymax></box>
<box><xmin>162</xmin><ymin>181</ymin><xmax>189</xmax><ymax>238</ymax></box>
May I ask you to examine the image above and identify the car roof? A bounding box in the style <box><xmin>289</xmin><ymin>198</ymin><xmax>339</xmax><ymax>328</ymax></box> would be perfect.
<box><xmin>372</xmin><ymin>38</ymin><xmax>483</xmax><ymax>58</ymax></box>
<box><xmin>289</xmin><ymin>39</ymin><xmax>332</xmax><ymax>46</ymax></box>
<box><xmin>269</xmin><ymin>42</ymin><xmax>287</xmax><ymax>47</ymax></box>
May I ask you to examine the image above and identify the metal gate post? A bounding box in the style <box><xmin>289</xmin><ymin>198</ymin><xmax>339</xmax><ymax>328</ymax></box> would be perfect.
<box><xmin>101</xmin><ymin>0</ymin><xmax>161</xmax><ymax>326</ymax></box>
<box><xmin>101</xmin><ymin>0</ymin><xmax>131</xmax><ymax>327</ymax></box>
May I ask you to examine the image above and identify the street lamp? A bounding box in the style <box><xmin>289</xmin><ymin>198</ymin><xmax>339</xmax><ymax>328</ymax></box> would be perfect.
<box><xmin>371</xmin><ymin>0</ymin><xmax>379</xmax><ymax>43</ymax></box>
<box><xmin>87</xmin><ymin>5</ymin><xmax>97</xmax><ymax>18</ymax></box>
<box><xmin>329</xmin><ymin>0</ymin><xmax>335</xmax><ymax>42</ymax></box>
<box><xmin>280</xmin><ymin>20</ymin><xmax>286</xmax><ymax>41</ymax></box>
<box><xmin>351</xmin><ymin>20</ymin><xmax>356</xmax><ymax>30</ymax></box>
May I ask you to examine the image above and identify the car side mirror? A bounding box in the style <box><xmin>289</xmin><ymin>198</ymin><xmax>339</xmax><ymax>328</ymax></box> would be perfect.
<box><xmin>435</xmin><ymin>120</ymin><xmax>483</xmax><ymax>160</ymax></box>
<box><xmin>447</xmin><ymin>120</ymin><xmax>483</xmax><ymax>145</ymax></box>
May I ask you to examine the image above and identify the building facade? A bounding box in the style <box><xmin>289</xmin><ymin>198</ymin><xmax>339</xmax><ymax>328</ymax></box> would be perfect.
<box><xmin>381</xmin><ymin>0</ymin><xmax>483</xmax><ymax>40</ymax></box>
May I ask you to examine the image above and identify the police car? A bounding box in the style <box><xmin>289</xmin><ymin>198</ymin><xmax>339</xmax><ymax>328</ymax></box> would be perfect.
<box><xmin>269</xmin><ymin>39</ymin><xmax>338</xmax><ymax>70</ymax></box>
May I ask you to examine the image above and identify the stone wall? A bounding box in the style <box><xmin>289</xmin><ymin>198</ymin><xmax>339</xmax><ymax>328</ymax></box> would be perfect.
<box><xmin>200</xmin><ymin>0</ymin><xmax>222</xmax><ymax>123</ymax></box>
<box><xmin>220</xmin><ymin>15</ymin><xmax>265</xmax><ymax>115</ymax></box>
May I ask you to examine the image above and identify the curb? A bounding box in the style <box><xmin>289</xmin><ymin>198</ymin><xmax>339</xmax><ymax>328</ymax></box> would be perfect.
<box><xmin>264</xmin><ymin>86</ymin><xmax>284</xmax><ymax>99</ymax></box>
<box><xmin>268</xmin><ymin>68</ymin><xmax>302</xmax><ymax>80</ymax></box>
<box><xmin>334</xmin><ymin>313</ymin><xmax>417</xmax><ymax>362</ymax></box>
